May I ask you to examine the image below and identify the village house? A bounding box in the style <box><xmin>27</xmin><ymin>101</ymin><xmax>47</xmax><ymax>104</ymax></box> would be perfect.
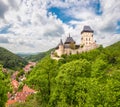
<box><xmin>6</xmin><ymin>85</ymin><xmax>36</xmax><ymax>107</ymax></box>
<box><xmin>11</xmin><ymin>79</ymin><xmax>19</xmax><ymax>92</ymax></box>
<box><xmin>11</xmin><ymin>71</ymin><xmax>19</xmax><ymax>80</ymax></box>
<box><xmin>23</xmin><ymin>62</ymin><xmax>36</xmax><ymax>73</ymax></box>
<box><xmin>51</xmin><ymin>26</ymin><xmax>99</xmax><ymax>59</ymax></box>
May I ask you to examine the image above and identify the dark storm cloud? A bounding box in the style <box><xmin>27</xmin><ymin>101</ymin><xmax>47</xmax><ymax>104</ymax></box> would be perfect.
<box><xmin>0</xmin><ymin>1</ymin><xmax>9</xmax><ymax>19</ymax></box>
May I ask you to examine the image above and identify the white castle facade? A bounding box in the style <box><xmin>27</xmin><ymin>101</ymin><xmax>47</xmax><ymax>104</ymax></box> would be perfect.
<box><xmin>51</xmin><ymin>26</ymin><xmax>99</xmax><ymax>59</ymax></box>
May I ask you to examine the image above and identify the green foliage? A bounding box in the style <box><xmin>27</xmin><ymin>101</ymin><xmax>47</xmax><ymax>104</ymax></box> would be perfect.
<box><xmin>23</xmin><ymin>41</ymin><xmax>120</xmax><ymax>107</ymax></box>
<box><xmin>26</xmin><ymin>56</ymin><xmax>59</xmax><ymax>105</ymax></box>
<box><xmin>0</xmin><ymin>47</ymin><xmax>28</xmax><ymax>70</ymax></box>
<box><xmin>17</xmin><ymin>70</ymin><xmax>24</xmax><ymax>77</ymax></box>
<box><xmin>10</xmin><ymin>95</ymin><xmax>40</xmax><ymax>107</ymax></box>
<box><xmin>25</xmin><ymin>49</ymin><xmax>54</xmax><ymax>62</ymax></box>
<box><xmin>0</xmin><ymin>65</ymin><xmax>10</xmax><ymax>107</ymax></box>
<box><xmin>49</xmin><ymin>59</ymin><xmax>91</xmax><ymax>107</ymax></box>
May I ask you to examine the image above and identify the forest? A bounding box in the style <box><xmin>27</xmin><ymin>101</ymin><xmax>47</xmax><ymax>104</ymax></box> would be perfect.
<box><xmin>12</xmin><ymin>41</ymin><xmax>120</xmax><ymax>107</ymax></box>
<box><xmin>0</xmin><ymin>41</ymin><xmax>120</xmax><ymax>107</ymax></box>
<box><xmin>24</xmin><ymin>49</ymin><xmax>54</xmax><ymax>62</ymax></box>
<box><xmin>0</xmin><ymin>47</ymin><xmax>27</xmax><ymax>70</ymax></box>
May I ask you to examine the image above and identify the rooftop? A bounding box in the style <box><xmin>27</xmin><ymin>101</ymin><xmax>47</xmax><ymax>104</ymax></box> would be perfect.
<box><xmin>81</xmin><ymin>26</ymin><xmax>94</xmax><ymax>34</ymax></box>
<box><xmin>11</xmin><ymin>80</ymin><xmax>19</xmax><ymax>88</ymax></box>
<box><xmin>64</xmin><ymin>34</ymin><xmax>75</xmax><ymax>44</ymax></box>
<box><xmin>6</xmin><ymin>100</ymin><xmax>16</xmax><ymax>106</ymax></box>
<box><xmin>23</xmin><ymin>85</ymin><xmax>36</xmax><ymax>93</ymax></box>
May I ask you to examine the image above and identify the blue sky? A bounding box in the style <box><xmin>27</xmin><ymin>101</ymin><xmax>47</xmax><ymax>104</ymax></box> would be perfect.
<box><xmin>0</xmin><ymin>0</ymin><xmax>120</xmax><ymax>53</ymax></box>
<box><xmin>48</xmin><ymin>0</ymin><xmax>102</xmax><ymax>23</ymax></box>
<box><xmin>48</xmin><ymin>7</ymin><xmax>74</xmax><ymax>23</ymax></box>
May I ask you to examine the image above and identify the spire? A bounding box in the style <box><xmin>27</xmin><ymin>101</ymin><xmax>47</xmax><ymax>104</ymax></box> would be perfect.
<box><xmin>69</xmin><ymin>33</ymin><xmax>70</xmax><ymax>37</ymax></box>
<box><xmin>59</xmin><ymin>39</ymin><xmax>63</xmax><ymax>45</ymax></box>
<box><xmin>64</xmin><ymin>34</ymin><xmax>75</xmax><ymax>44</ymax></box>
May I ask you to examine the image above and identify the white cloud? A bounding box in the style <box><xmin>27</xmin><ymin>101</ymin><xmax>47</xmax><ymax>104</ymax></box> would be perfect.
<box><xmin>0</xmin><ymin>0</ymin><xmax>120</xmax><ymax>53</ymax></box>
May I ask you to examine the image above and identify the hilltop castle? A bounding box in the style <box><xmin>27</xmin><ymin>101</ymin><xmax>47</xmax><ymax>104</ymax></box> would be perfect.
<box><xmin>51</xmin><ymin>26</ymin><xmax>99</xmax><ymax>59</ymax></box>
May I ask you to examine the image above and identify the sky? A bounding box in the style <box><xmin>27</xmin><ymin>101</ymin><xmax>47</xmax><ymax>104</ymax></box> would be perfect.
<box><xmin>0</xmin><ymin>0</ymin><xmax>120</xmax><ymax>53</ymax></box>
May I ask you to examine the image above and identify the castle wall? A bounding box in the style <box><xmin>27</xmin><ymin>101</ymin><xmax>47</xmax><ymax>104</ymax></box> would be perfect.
<box><xmin>54</xmin><ymin>43</ymin><xmax>99</xmax><ymax>57</ymax></box>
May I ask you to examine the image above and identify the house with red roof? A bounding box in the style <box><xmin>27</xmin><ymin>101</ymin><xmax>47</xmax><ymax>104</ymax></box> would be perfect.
<box><xmin>11</xmin><ymin>71</ymin><xmax>19</xmax><ymax>80</ymax></box>
<box><xmin>23</xmin><ymin>62</ymin><xmax>36</xmax><ymax>73</ymax></box>
<box><xmin>23</xmin><ymin>84</ymin><xmax>36</xmax><ymax>94</ymax></box>
<box><xmin>6</xmin><ymin>100</ymin><xmax>16</xmax><ymax>107</ymax></box>
<box><xmin>11</xmin><ymin>80</ymin><xmax>19</xmax><ymax>92</ymax></box>
<box><xmin>6</xmin><ymin>84</ymin><xmax>36</xmax><ymax>107</ymax></box>
<box><xmin>14</xmin><ymin>92</ymin><xmax>28</xmax><ymax>102</ymax></box>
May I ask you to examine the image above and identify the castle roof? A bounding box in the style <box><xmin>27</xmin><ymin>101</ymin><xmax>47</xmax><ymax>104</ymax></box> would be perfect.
<box><xmin>64</xmin><ymin>34</ymin><xmax>75</xmax><ymax>44</ymax></box>
<box><xmin>81</xmin><ymin>26</ymin><xmax>94</xmax><ymax>34</ymax></box>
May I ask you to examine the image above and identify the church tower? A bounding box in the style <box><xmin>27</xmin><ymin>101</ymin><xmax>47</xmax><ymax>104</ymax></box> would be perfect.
<box><xmin>80</xmin><ymin>26</ymin><xmax>94</xmax><ymax>47</ymax></box>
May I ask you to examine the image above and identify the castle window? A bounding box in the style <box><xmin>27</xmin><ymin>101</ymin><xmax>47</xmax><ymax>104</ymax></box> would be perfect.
<box><xmin>86</xmin><ymin>38</ymin><xmax>87</xmax><ymax>41</ymax></box>
<box><xmin>89</xmin><ymin>38</ymin><xmax>90</xmax><ymax>41</ymax></box>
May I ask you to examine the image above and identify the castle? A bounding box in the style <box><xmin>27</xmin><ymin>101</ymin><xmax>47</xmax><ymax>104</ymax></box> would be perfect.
<box><xmin>51</xmin><ymin>26</ymin><xmax>99</xmax><ymax>59</ymax></box>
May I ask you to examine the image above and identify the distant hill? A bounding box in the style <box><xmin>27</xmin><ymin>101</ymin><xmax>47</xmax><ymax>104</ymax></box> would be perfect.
<box><xmin>17</xmin><ymin>53</ymin><xmax>34</xmax><ymax>58</ymax></box>
<box><xmin>24</xmin><ymin>49</ymin><xmax>54</xmax><ymax>62</ymax></box>
<box><xmin>0</xmin><ymin>47</ymin><xmax>28</xmax><ymax>70</ymax></box>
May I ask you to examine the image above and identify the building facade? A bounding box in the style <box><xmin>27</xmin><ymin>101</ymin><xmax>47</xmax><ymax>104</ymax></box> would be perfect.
<box><xmin>51</xmin><ymin>26</ymin><xmax>99</xmax><ymax>59</ymax></box>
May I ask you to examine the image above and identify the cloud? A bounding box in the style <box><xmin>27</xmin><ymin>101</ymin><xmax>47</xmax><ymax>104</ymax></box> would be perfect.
<box><xmin>0</xmin><ymin>0</ymin><xmax>120</xmax><ymax>53</ymax></box>
<box><xmin>0</xmin><ymin>0</ymin><xmax>8</xmax><ymax>19</ymax></box>
<box><xmin>0</xmin><ymin>36</ymin><xmax>9</xmax><ymax>43</ymax></box>
<box><xmin>7</xmin><ymin>0</ymin><xmax>19</xmax><ymax>10</ymax></box>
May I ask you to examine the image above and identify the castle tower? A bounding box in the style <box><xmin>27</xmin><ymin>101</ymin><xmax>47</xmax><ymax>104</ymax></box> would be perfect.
<box><xmin>64</xmin><ymin>34</ymin><xmax>76</xmax><ymax>49</ymax></box>
<box><xmin>80</xmin><ymin>26</ymin><xmax>94</xmax><ymax>47</ymax></box>
<box><xmin>58</xmin><ymin>39</ymin><xmax>64</xmax><ymax>56</ymax></box>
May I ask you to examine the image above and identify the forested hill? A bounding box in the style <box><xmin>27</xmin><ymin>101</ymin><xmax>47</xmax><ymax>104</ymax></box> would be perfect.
<box><xmin>24</xmin><ymin>49</ymin><xmax>54</xmax><ymax>62</ymax></box>
<box><xmin>0</xmin><ymin>47</ymin><xmax>27</xmax><ymax>70</ymax></box>
<box><xmin>14</xmin><ymin>41</ymin><xmax>120</xmax><ymax>107</ymax></box>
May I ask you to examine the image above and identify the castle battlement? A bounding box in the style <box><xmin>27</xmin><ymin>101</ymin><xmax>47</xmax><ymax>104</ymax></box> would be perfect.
<box><xmin>51</xmin><ymin>26</ymin><xmax>99</xmax><ymax>59</ymax></box>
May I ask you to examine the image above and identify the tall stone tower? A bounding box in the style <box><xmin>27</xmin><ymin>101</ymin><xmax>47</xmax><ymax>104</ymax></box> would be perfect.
<box><xmin>81</xmin><ymin>26</ymin><xmax>94</xmax><ymax>47</ymax></box>
<box><xmin>58</xmin><ymin>39</ymin><xmax>64</xmax><ymax>56</ymax></box>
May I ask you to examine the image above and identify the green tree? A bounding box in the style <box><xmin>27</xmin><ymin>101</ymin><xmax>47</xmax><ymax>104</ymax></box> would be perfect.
<box><xmin>26</xmin><ymin>57</ymin><xmax>59</xmax><ymax>106</ymax></box>
<box><xmin>0</xmin><ymin>65</ymin><xmax>8</xmax><ymax>107</ymax></box>
<box><xmin>49</xmin><ymin>59</ymin><xmax>91</xmax><ymax>107</ymax></box>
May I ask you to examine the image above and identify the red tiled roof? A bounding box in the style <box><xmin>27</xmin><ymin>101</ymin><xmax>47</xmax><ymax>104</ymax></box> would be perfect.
<box><xmin>11</xmin><ymin>80</ymin><xmax>19</xmax><ymax>88</ymax></box>
<box><xmin>6</xmin><ymin>100</ymin><xmax>16</xmax><ymax>105</ymax></box>
<box><xmin>15</xmin><ymin>92</ymin><xmax>27</xmax><ymax>102</ymax></box>
<box><xmin>23</xmin><ymin>62</ymin><xmax>36</xmax><ymax>72</ymax></box>
<box><xmin>23</xmin><ymin>85</ymin><xmax>35</xmax><ymax>93</ymax></box>
<box><xmin>6</xmin><ymin>85</ymin><xmax>36</xmax><ymax>105</ymax></box>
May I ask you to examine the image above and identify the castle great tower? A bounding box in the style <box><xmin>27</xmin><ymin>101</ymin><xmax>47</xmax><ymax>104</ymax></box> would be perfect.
<box><xmin>81</xmin><ymin>26</ymin><xmax>94</xmax><ymax>47</ymax></box>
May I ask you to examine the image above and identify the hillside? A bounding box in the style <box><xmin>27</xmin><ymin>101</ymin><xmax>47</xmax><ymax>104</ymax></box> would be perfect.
<box><xmin>0</xmin><ymin>47</ymin><xmax>28</xmax><ymax>70</ymax></box>
<box><xmin>24</xmin><ymin>49</ymin><xmax>54</xmax><ymax>62</ymax></box>
<box><xmin>13</xmin><ymin>41</ymin><xmax>120</xmax><ymax>107</ymax></box>
<box><xmin>17</xmin><ymin>53</ymin><xmax>33</xmax><ymax>58</ymax></box>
